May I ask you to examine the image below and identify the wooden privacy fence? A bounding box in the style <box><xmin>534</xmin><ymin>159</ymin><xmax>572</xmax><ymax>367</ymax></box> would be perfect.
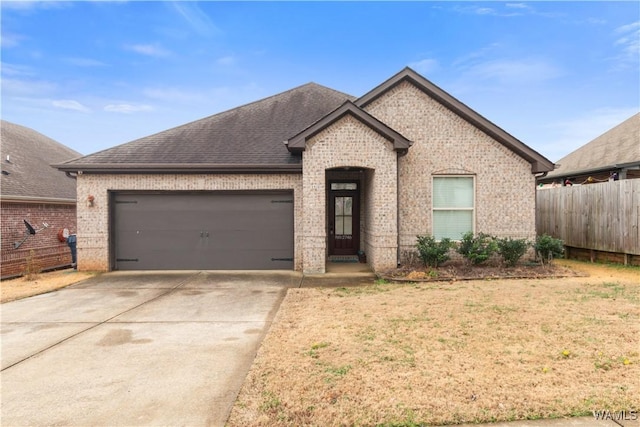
<box><xmin>536</xmin><ymin>180</ymin><xmax>640</xmax><ymax>259</ymax></box>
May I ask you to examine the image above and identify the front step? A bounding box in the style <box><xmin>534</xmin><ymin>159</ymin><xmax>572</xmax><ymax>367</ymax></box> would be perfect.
<box><xmin>327</xmin><ymin>255</ymin><xmax>359</xmax><ymax>263</ymax></box>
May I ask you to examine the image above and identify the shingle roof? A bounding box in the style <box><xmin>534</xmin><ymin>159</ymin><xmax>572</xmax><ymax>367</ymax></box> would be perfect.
<box><xmin>1</xmin><ymin>120</ymin><xmax>81</xmax><ymax>201</ymax></box>
<box><xmin>545</xmin><ymin>112</ymin><xmax>640</xmax><ymax>179</ymax></box>
<box><xmin>55</xmin><ymin>83</ymin><xmax>354</xmax><ymax>173</ymax></box>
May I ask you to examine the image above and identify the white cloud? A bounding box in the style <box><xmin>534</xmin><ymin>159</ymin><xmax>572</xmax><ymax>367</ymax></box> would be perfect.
<box><xmin>451</xmin><ymin>4</ymin><xmax>523</xmax><ymax>17</ymax></box>
<box><xmin>125</xmin><ymin>43</ymin><xmax>171</xmax><ymax>58</ymax></box>
<box><xmin>1</xmin><ymin>62</ymin><xmax>34</xmax><ymax>77</ymax></box>
<box><xmin>217</xmin><ymin>56</ymin><xmax>236</xmax><ymax>66</ymax></box>
<box><xmin>614</xmin><ymin>21</ymin><xmax>640</xmax><ymax>34</ymax></box>
<box><xmin>506</xmin><ymin>3</ymin><xmax>531</xmax><ymax>10</ymax></box>
<box><xmin>613</xmin><ymin>20</ymin><xmax>640</xmax><ymax>65</ymax></box>
<box><xmin>0</xmin><ymin>31</ymin><xmax>24</xmax><ymax>48</ymax></box>
<box><xmin>170</xmin><ymin>1</ymin><xmax>220</xmax><ymax>37</ymax></box>
<box><xmin>64</xmin><ymin>57</ymin><xmax>108</xmax><ymax>67</ymax></box>
<box><xmin>408</xmin><ymin>59</ymin><xmax>439</xmax><ymax>75</ymax></box>
<box><xmin>459</xmin><ymin>57</ymin><xmax>563</xmax><ymax>85</ymax></box>
<box><xmin>1</xmin><ymin>77</ymin><xmax>57</xmax><ymax>96</ymax></box>
<box><xmin>52</xmin><ymin>99</ymin><xmax>91</xmax><ymax>113</ymax></box>
<box><xmin>0</xmin><ymin>1</ymin><xmax>69</xmax><ymax>11</ymax></box>
<box><xmin>142</xmin><ymin>87</ymin><xmax>207</xmax><ymax>104</ymax></box>
<box><xmin>104</xmin><ymin>103</ymin><xmax>153</xmax><ymax>114</ymax></box>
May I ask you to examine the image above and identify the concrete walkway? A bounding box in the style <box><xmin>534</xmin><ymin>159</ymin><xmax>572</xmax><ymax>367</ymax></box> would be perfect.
<box><xmin>1</xmin><ymin>271</ymin><xmax>299</xmax><ymax>426</ymax></box>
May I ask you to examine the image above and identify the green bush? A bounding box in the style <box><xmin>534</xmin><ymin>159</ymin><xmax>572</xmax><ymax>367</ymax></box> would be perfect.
<box><xmin>534</xmin><ymin>234</ymin><xmax>564</xmax><ymax>265</ymax></box>
<box><xmin>497</xmin><ymin>237</ymin><xmax>530</xmax><ymax>267</ymax></box>
<box><xmin>416</xmin><ymin>235</ymin><xmax>453</xmax><ymax>268</ymax></box>
<box><xmin>457</xmin><ymin>232</ymin><xmax>498</xmax><ymax>265</ymax></box>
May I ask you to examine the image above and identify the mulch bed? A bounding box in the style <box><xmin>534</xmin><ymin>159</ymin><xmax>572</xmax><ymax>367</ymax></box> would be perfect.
<box><xmin>380</xmin><ymin>260</ymin><xmax>585</xmax><ymax>282</ymax></box>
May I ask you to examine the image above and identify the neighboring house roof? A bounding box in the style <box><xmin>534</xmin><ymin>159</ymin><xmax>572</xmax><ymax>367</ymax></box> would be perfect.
<box><xmin>54</xmin><ymin>67</ymin><xmax>553</xmax><ymax>175</ymax></box>
<box><xmin>55</xmin><ymin>83</ymin><xmax>354</xmax><ymax>173</ymax></box>
<box><xmin>1</xmin><ymin>120</ymin><xmax>81</xmax><ymax>202</ymax></box>
<box><xmin>545</xmin><ymin>112</ymin><xmax>640</xmax><ymax>179</ymax></box>
<box><xmin>356</xmin><ymin>67</ymin><xmax>554</xmax><ymax>173</ymax></box>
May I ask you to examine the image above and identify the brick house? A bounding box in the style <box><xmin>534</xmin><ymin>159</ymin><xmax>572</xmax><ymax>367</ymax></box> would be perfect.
<box><xmin>54</xmin><ymin>68</ymin><xmax>553</xmax><ymax>274</ymax></box>
<box><xmin>1</xmin><ymin>121</ymin><xmax>81</xmax><ymax>278</ymax></box>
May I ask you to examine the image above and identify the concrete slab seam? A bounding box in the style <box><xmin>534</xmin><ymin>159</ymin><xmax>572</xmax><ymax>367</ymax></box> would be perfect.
<box><xmin>0</xmin><ymin>272</ymin><xmax>203</xmax><ymax>372</ymax></box>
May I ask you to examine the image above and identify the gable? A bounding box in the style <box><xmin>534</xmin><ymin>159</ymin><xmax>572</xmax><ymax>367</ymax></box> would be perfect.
<box><xmin>285</xmin><ymin>101</ymin><xmax>411</xmax><ymax>153</ymax></box>
<box><xmin>356</xmin><ymin>67</ymin><xmax>554</xmax><ymax>174</ymax></box>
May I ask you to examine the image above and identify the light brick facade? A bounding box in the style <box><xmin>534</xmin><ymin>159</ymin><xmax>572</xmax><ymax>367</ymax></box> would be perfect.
<box><xmin>69</xmin><ymin>71</ymin><xmax>545</xmax><ymax>275</ymax></box>
<box><xmin>363</xmin><ymin>81</ymin><xmax>536</xmax><ymax>263</ymax></box>
<box><xmin>302</xmin><ymin>115</ymin><xmax>398</xmax><ymax>273</ymax></box>
<box><xmin>75</xmin><ymin>174</ymin><xmax>302</xmax><ymax>271</ymax></box>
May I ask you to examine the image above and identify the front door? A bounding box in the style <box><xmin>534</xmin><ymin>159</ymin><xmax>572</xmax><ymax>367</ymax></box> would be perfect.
<box><xmin>329</xmin><ymin>189</ymin><xmax>360</xmax><ymax>255</ymax></box>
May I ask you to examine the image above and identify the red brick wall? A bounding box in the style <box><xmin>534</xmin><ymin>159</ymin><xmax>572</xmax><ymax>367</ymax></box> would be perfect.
<box><xmin>1</xmin><ymin>201</ymin><xmax>77</xmax><ymax>278</ymax></box>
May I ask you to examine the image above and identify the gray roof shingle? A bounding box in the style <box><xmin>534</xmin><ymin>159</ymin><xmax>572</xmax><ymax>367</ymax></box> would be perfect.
<box><xmin>546</xmin><ymin>112</ymin><xmax>640</xmax><ymax>178</ymax></box>
<box><xmin>1</xmin><ymin>120</ymin><xmax>81</xmax><ymax>201</ymax></box>
<box><xmin>56</xmin><ymin>83</ymin><xmax>354</xmax><ymax>172</ymax></box>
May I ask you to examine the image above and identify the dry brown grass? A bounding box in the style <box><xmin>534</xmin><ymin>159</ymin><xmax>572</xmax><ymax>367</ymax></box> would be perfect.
<box><xmin>1</xmin><ymin>269</ymin><xmax>96</xmax><ymax>303</ymax></box>
<box><xmin>228</xmin><ymin>260</ymin><xmax>640</xmax><ymax>426</ymax></box>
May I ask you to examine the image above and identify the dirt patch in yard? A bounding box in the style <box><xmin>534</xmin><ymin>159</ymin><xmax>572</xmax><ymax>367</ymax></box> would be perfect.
<box><xmin>380</xmin><ymin>260</ymin><xmax>584</xmax><ymax>282</ymax></box>
<box><xmin>1</xmin><ymin>269</ymin><xmax>96</xmax><ymax>303</ymax></box>
<box><xmin>228</xmin><ymin>260</ymin><xmax>640</xmax><ymax>426</ymax></box>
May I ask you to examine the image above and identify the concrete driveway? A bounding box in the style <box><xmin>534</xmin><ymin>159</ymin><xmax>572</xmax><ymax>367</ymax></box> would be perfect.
<box><xmin>1</xmin><ymin>271</ymin><xmax>301</xmax><ymax>426</ymax></box>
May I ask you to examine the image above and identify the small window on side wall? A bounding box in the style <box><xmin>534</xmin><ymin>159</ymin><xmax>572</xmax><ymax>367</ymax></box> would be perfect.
<box><xmin>432</xmin><ymin>176</ymin><xmax>474</xmax><ymax>240</ymax></box>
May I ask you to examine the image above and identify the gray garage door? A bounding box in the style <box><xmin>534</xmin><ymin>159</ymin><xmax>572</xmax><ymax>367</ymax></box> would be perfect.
<box><xmin>112</xmin><ymin>192</ymin><xmax>294</xmax><ymax>270</ymax></box>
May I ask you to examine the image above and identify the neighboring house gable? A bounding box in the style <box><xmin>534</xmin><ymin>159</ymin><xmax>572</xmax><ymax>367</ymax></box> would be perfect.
<box><xmin>1</xmin><ymin>120</ymin><xmax>81</xmax><ymax>278</ymax></box>
<box><xmin>54</xmin><ymin>68</ymin><xmax>553</xmax><ymax>274</ymax></box>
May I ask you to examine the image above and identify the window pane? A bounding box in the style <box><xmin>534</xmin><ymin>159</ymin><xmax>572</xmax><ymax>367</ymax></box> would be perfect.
<box><xmin>335</xmin><ymin>216</ymin><xmax>344</xmax><ymax>234</ymax></box>
<box><xmin>433</xmin><ymin>210</ymin><xmax>472</xmax><ymax>240</ymax></box>
<box><xmin>331</xmin><ymin>183</ymin><xmax>357</xmax><ymax>190</ymax></box>
<box><xmin>344</xmin><ymin>197</ymin><xmax>352</xmax><ymax>215</ymax></box>
<box><xmin>335</xmin><ymin>197</ymin><xmax>344</xmax><ymax>215</ymax></box>
<box><xmin>343</xmin><ymin>217</ymin><xmax>352</xmax><ymax>235</ymax></box>
<box><xmin>433</xmin><ymin>177</ymin><xmax>473</xmax><ymax>208</ymax></box>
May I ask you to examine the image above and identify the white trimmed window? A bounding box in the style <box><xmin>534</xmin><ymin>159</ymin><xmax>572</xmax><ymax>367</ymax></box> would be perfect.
<box><xmin>432</xmin><ymin>176</ymin><xmax>475</xmax><ymax>240</ymax></box>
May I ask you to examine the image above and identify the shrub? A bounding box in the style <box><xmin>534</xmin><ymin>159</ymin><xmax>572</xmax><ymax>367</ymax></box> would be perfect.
<box><xmin>416</xmin><ymin>235</ymin><xmax>453</xmax><ymax>268</ymax></box>
<box><xmin>497</xmin><ymin>237</ymin><xmax>530</xmax><ymax>267</ymax></box>
<box><xmin>457</xmin><ymin>232</ymin><xmax>498</xmax><ymax>265</ymax></box>
<box><xmin>534</xmin><ymin>234</ymin><xmax>564</xmax><ymax>265</ymax></box>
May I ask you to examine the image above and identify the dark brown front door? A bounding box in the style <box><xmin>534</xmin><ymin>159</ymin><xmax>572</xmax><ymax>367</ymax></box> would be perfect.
<box><xmin>329</xmin><ymin>190</ymin><xmax>359</xmax><ymax>255</ymax></box>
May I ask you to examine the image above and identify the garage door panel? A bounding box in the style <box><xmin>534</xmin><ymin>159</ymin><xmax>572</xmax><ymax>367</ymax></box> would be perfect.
<box><xmin>113</xmin><ymin>192</ymin><xmax>293</xmax><ymax>270</ymax></box>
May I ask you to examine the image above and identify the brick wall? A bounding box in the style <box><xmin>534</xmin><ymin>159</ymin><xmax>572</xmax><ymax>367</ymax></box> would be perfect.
<box><xmin>302</xmin><ymin>115</ymin><xmax>398</xmax><ymax>273</ymax></box>
<box><xmin>363</xmin><ymin>81</ymin><xmax>537</xmax><ymax>263</ymax></box>
<box><xmin>1</xmin><ymin>201</ymin><xmax>76</xmax><ymax>278</ymax></box>
<box><xmin>75</xmin><ymin>174</ymin><xmax>302</xmax><ymax>272</ymax></box>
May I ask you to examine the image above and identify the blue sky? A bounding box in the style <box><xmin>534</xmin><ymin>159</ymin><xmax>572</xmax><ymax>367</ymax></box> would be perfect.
<box><xmin>1</xmin><ymin>1</ymin><xmax>638</xmax><ymax>162</ymax></box>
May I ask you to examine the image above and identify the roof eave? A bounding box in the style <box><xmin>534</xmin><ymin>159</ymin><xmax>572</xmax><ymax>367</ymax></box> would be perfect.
<box><xmin>53</xmin><ymin>163</ymin><xmax>303</xmax><ymax>174</ymax></box>
<box><xmin>0</xmin><ymin>195</ymin><xmax>76</xmax><ymax>204</ymax></box>
<box><xmin>543</xmin><ymin>161</ymin><xmax>640</xmax><ymax>180</ymax></box>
